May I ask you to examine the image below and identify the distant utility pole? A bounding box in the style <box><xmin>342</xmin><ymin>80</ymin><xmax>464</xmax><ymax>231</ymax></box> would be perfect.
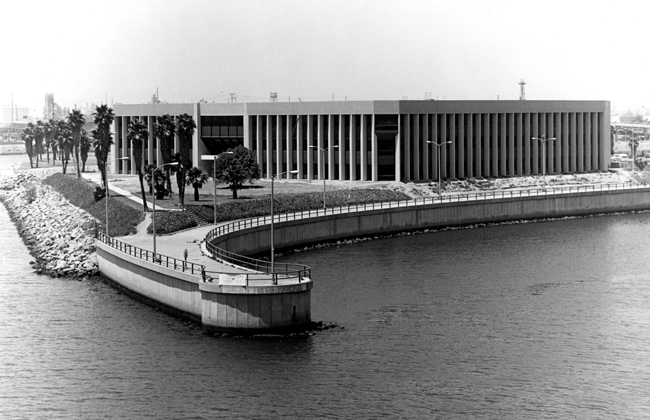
<box><xmin>519</xmin><ymin>79</ymin><xmax>526</xmax><ymax>100</ymax></box>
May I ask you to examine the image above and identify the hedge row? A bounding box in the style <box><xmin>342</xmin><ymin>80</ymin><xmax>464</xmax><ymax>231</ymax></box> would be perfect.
<box><xmin>184</xmin><ymin>188</ymin><xmax>410</xmax><ymax>225</ymax></box>
<box><xmin>43</xmin><ymin>173</ymin><xmax>143</xmax><ymax>237</ymax></box>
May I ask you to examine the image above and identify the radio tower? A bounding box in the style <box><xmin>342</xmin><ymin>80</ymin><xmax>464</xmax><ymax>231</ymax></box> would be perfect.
<box><xmin>519</xmin><ymin>78</ymin><xmax>526</xmax><ymax>100</ymax></box>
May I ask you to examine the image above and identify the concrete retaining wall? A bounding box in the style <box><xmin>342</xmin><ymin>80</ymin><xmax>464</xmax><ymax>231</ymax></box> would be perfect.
<box><xmin>212</xmin><ymin>188</ymin><xmax>650</xmax><ymax>257</ymax></box>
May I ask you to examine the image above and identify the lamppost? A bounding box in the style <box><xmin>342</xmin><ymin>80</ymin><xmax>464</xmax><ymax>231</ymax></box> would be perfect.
<box><xmin>105</xmin><ymin>157</ymin><xmax>130</xmax><ymax>237</ymax></box>
<box><xmin>201</xmin><ymin>151</ymin><xmax>233</xmax><ymax>225</ymax></box>
<box><xmin>310</xmin><ymin>145</ymin><xmax>338</xmax><ymax>209</ymax></box>
<box><xmin>270</xmin><ymin>169</ymin><xmax>299</xmax><ymax>275</ymax></box>
<box><xmin>427</xmin><ymin>140</ymin><xmax>452</xmax><ymax>195</ymax></box>
<box><xmin>531</xmin><ymin>135</ymin><xmax>557</xmax><ymax>189</ymax></box>
<box><xmin>152</xmin><ymin>162</ymin><xmax>179</xmax><ymax>256</ymax></box>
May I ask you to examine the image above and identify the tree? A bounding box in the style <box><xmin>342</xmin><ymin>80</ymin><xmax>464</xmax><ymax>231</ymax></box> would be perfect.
<box><xmin>32</xmin><ymin>121</ymin><xmax>45</xmax><ymax>168</ymax></box>
<box><xmin>144</xmin><ymin>165</ymin><xmax>169</xmax><ymax>199</ymax></box>
<box><xmin>21</xmin><ymin>123</ymin><xmax>35</xmax><ymax>168</ymax></box>
<box><xmin>43</xmin><ymin>120</ymin><xmax>55</xmax><ymax>164</ymax></box>
<box><xmin>185</xmin><ymin>167</ymin><xmax>209</xmax><ymax>201</ymax></box>
<box><xmin>80</xmin><ymin>128</ymin><xmax>91</xmax><ymax>172</ymax></box>
<box><xmin>56</xmin><ymin>121</ymin><xmax>73</xmax><ymax>174</ymax></box>
<box><xmin>153</xmin><ymin>114</ymin><xmax>176</xmax><ymax>197</ymax></box>
<box><xmin>93</xmin><ymin>105</ymin><xmax>115</xmax><ymax>192</ymax></box>
<box><xmin>67</xmin><ymin>109</ymin><xmax>86</xmax><ymax>178</ymax></box>
<box><xmin>127</xmin><ymin>118</ymin><xmax>150</xmax><ymax>211</ymax></box>
<box><xmin>176</xmin><ymin>113</ymin><xmax>196</xmax><ymax>208</ymax></box>
<box><xmin>628</xmin><ymin>133</ymin><xmax>639</xmax><ymax>168</ymax></box>
<box><xmin>215</xmin><ymin>145</ymin><xmax>261</xmax><ymax>199</ymax></box>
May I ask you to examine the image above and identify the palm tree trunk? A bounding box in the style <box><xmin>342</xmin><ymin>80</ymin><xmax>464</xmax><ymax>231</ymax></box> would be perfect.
<box><xmin>74</xmin><ymin>145</ymin><xmax>81</xmax><ymax>179</ymax></box>
<box><xmin>137</xmin><ymin>168</ymin><xmax>149</xmax><ymax>212</ymax></box>
<box><xmin>194</xmin><ymin>186</ymin><xmax>199</xmax><ymax>201</ymax></box>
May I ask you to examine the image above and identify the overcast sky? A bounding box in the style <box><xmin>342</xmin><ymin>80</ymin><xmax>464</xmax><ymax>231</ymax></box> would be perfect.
<box><xmin>1</xmin><ymin>0</ymin><xmax>647</xmax><ymax>116</ymax></box>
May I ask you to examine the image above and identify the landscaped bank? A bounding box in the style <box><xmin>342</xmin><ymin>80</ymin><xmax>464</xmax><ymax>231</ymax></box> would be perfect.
<box><xmin>0</xmin><ymin>171</ymin><xmax>99</xmax><ymax>277</ymax></box>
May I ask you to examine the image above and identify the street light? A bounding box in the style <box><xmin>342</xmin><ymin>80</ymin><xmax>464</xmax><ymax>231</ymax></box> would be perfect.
<box><xmin>152</xmin><ymin>162</ymin><xmax>179</xmax><ymax>257</ymax></box>
<box><xmin>427</xmin><ymin>140</ymin><xmax>452</xmax><ymax>195</ymax></box>
<box><xmin>201</xmin><ymin>152</ymin><xmax>233</xmax><ymax>225</ymax></box>
<box><xmin>531</xmin><ymin>135</ymin><xmax>557</xmax><ymax>189</ymax></box>
<box><xmin>310</xmin><ymin>145</ymin><xmax>338</xmax><ymax>209</ymax></box>
<box><xmin>270</xmin><ymin>169</ymin><xmax>299</xmax><ymax>276</ymax></box>
<box><xmin>105</xmin><ymin>157</ymin><xmax>130</xmax><ymax>237</ymax></box>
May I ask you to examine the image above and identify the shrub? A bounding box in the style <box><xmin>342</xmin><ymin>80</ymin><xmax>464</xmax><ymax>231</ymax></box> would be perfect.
<box><xmin>43</xmin><ymin>173</ymin><xmax>143</xmax><ymax>236</ymax></box>
<box><xmin>146</xmin><ymin>211</ymin><xmax>199</xmax><ymax>235</ymax></box>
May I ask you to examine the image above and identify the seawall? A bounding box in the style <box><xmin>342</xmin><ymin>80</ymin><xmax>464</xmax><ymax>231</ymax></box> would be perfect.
<box><xmin>210</xmin><ymin>187</ymin><xmax>650</xmax><ymax>257</ymax></box>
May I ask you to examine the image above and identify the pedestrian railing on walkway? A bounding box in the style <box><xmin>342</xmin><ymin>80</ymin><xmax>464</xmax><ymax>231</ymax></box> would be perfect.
<box><xmin>205</xmin><ymin>181</ymin><xmax>650</xmax><ymax>273</ymax></box>
<box><xmin>96</xmin><ymin>230</ymin><xmax>206</xmax><ymax>278</ymax></box>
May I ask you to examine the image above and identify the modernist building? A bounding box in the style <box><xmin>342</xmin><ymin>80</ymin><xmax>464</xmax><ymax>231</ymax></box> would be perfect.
<box><xmin>112</xmin><ymin>100</ymin><xmax>610</xmax><ymax>182</ymax></box>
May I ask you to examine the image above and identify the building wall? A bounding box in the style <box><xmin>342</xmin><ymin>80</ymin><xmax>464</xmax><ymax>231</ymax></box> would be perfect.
<box><xmin>113</xmin><ymin>100</ymin><xmax>610</xmax><ymax>181</ymax></box>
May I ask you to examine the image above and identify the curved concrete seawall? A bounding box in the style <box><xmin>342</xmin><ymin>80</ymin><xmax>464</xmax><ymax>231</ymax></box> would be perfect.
<box><xmin>211</xmin><ymin>187</ymin><xmax>650</xmax><ymax>257</ymax></box>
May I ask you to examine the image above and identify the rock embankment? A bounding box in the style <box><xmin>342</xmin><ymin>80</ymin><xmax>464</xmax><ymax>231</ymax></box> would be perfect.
<box><xmin>0</xmin><ymin>170</ymin><xmax>99</xmax><ymax>277</ymax></box>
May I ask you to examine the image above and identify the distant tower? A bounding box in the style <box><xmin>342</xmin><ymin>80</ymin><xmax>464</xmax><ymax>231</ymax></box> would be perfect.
<box><xmin>270</xmin><ymin>92</ymin><xmax>278</xmax><ymax>102</ymax></box>
<box><xmin>44</xmin><ymin>93</ymin><xmax>55</xmax><ymax>119</ymax></box>
<box><xmin>519</xmin><ymin>79</ymin><xmax>526</xmax><ymax>100</ymax></box>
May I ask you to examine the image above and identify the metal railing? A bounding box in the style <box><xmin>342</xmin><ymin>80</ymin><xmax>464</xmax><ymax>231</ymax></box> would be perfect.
<box><xmin>205</xmin><ymin>180</ymin><xmax>650</xmax><ymax>257</ymax></box>
<box><xmin>96</xmin><ymin>230</ymin><xmax>206</xmax><ymax>278</ymax></box>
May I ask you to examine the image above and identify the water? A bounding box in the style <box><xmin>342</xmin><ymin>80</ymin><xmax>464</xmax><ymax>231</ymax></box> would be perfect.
<box><xmin>1</xmin><ymin>152</ymin><xmax>650</xmax><ymax>418</ymax></box>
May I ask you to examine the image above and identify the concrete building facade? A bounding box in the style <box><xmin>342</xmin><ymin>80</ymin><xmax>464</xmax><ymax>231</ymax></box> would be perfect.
<box><xmin>112</xmin><ymin>100</ymin><xmax>610</xmax><ymax>182</ymax></box>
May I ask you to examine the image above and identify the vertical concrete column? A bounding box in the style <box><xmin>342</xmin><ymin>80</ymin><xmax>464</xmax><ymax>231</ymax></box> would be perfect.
<box><xmin>577</xmin><ymin>113</ymin><xmax>584</xmax><ymax>172</ymax></box>
<box><xmin>523</xmin><ymin>113</ymin><xmax>531</xmax><ymax>175</ymax></box>
<box><xmin>474</xmin><ymin>114</ymin><xmax>482</xmax><ymax>176</ymax></box>
<box><xmin>371</xmin><ymin>114</ymin><xmax>378</xmax><ymax>181</ymax></box>
<box><xmin>499</xmin><ymin>113</ymin><xmax>507</xmax><ymax>176</ymax></box>
<box><xmin>591</xmin><ymin>113</ymin><xmax>599</xmax><ymax>170</ymax></box>
<box><xmin>584</xmin><ymin>113</ymin><xmax>592</xmax><ymax>171</ymax></box>
<box><xmin>307</xmin><ymin>115</ymin><xmax>314</xmax><ymax>180</ymax></box>
<box><xmin>431</xmin><ymin>114</ymin><xmax>438</xmax><ymax>180</ymax></box>
<box><xmin>243</xmin><ymin>108</ymin><xmax>251</xmax><ymax>149</ymax></box>
<box><xmin>147</xmin><ymin>116</ymin><xmax>154</xmax><ymax>166</ymax></box>
<box><xmin>483</xmin><ymin>114</ymin><xmax>490</xmax><ymax>177</ymax></box>
<box><xmin>562</xmin><ymin>113</ymin><xmax>569</xmax><ymax>172</ymax></box>
<box><xmin>286</xmin><ymin>115</ymin><xmax>294</xmax><ymax>173</ymax></box>
<box><xmin>569</xmin><ymin>113</ymin><xmax>577</xmax><ymax>172</ymax></box>
<box><xmin>276</xmin><ymin>115</ymin><xmax>283</xmax><ymax>175</ymax></box>
<box><xmin>110</xmin><ymin>118</ymin><xmax>119</xmax><ymax>175</ymax></box>
<box><xmin>403</xmin><ymin>114</ymin><xmax>410</xmax><ymax>181</ymax></box>
<box><xmin>266</xmin><ymin>115</ymin><xmax>273</xmax><ymax>178</ymax></box>
<box><xmin>139</xmin><ymin>115</ymin><xmax>146</xmax><ymax>170</ymax></box>
<box><xmin>256</xmin><ymin>116</ymin><xmax>264</xmax><ymax>174</ymax></box>
<box><xmin>508</xmin><ymin>113</ymin><xmax>515</xmax><ymax>175</ymax></box>
<box><xmin>457</xmin><ymin>114</ymin><xmax>465</xmax><ymax>179</ymax></box>
<box><xmin>193</xmin><ymin>103</ymin><xmax>204</xmax><ymax>170</ymax></box>
<box><xmin>466</xmin><ymin>114</ymin><xmax>473</xmax><ymax>178</ymax></box>
<box><xmin>296</xmin><ymin>115</ymin><xmax>303</xmax><ymax>179</ymax></box>
<box><xmin>317</xmin><ymin>115</ymin><xmax>324</xmax><ymax>180</ymax></box>
<box><xmin>545</xmin><ymin>113</ymin><xmax>554</xmax><ymax>174</ymax></box>
<box><xmin>554</xmin><ymin>113</ymin><xmax>562</xmax><ymax>173</ymax></box>
<box><xmin>515</xmin><ymin>113</ymin><xmax>523</xmax><ymax>175</ymax></box>
<box><xmin>491</xmin><ymin>113</ymin><xmax>498</xmax><ymax>177</ymax></box>
<box><xmin>531</xmin><ymin>113</ymin><xmax>539</xmax><ymax>174</ymax></box>
<box><xmin>360</xmin><ymin>115</ymin><xmax>367</xmax><ymax>181</ymax></box>
<box><xmin>449</xmin><ymin>114</ymin><xmax>456</xmax><ymax>179</ymax></box>
<box><xmin>328</xmin><ymin>115</ymin><xmax>335</xmax><ymax>180</ymax></box>
<box><xmin>395</xmin><ymin>115</ymin><xmax>402</xmax><ymax>182</ymax></box>
<box><xmin>600</xmin><ymin>109</ymin><xmax>611</xmax><ymax>170</ymax></box>
<box><xmin>349</xmin><ymin>115</ymin><xmax>357</xmax><ymax>180</ymax></box>
<box><xmin>413</xmin><ymin>114</ymin><xmax>420</xmax><ymax>181</ymax></box>
<box><xmin>338</xmin><ymin>114</ymin><xmax>346</xmax><ymax>180</ymax></box>
<box><xmin>122</xmin><ymin>116</ymin><xmax>131</xmax><ymax>174</ymax></box>
<box><xmin>440</xmin><ymin>114</ymin><xmax>448</xmax><ymax>180</ymax></box>
<box><xmin>422</xmin><ymin>114</ymin><xmax>429</xmax><ymax>179</ymax></box>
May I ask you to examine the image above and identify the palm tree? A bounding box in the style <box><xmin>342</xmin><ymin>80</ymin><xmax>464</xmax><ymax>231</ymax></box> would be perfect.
<box><xmin>176</xmin><ymin>113</ymin><xmax>196</xmax><ymax>208</ymax></box>
<box><xmin>43</xmin><ymin>120</ymin><xmax>54</xmax><ymax>164</ymax></box>
<box><xmin>93</xmin><ymin>105</ymin><xmax>115</xmax><ymax>191</ymax></box>
<box><xmin>21</xmin><ymin>123</ymin><xmax>35</xmax><ymax>168</ymax></box>
<box><xmin>32</xmin><ymin>121</ymin><xmax>45</xmax><ymax>168</ymax></box>
<box><xmin>49</xmin><ymin>119</ymin><xmax>59</xmax><ymax>163</ymax></box>
<box><xmin>80</xmin><ymin>128</ymin><xmax>91</xmax><ymax>172</ymax></box>
<box><xmin>153</xmin><ymin>114</ymin><xmax>176</xmax><ymax>197</ymax></box>
<box><xmin>127</xmin><ymin>118</ymin><xmax>150</xmax><ymax>211</ymax></box>
<box><xmin>185</xmin><ymin>167</ymin><xmax>209</xmax><ymax>201</ymax></box>
<box><xmin>67</xmin><ymin>110</ymin><xmax>86</xmax><ymax>178</ymax></box>
<box><xmin>56</xmin><ymin>121</ymin><xmax>73</xmax><ymax>174</ymax></box>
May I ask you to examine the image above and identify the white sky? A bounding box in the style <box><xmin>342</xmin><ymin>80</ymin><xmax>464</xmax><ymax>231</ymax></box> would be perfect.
<box><xmin>1</xmin><ymin>0</ymin><xmax>648</xmax><ymax>116</ymax></box>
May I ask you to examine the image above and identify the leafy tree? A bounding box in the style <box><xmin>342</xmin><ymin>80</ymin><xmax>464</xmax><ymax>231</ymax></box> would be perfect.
<box><xmin>21</xmin><ymin>122</ymin><xmax>35</xmax><ymax>168</ymax></box>
<box><xmin>185</xmin><ymin>167</ymin><xmax>209</xmax><ymax>201</ymax></box>
<box><xmin>144</xmin><ymin>164</ymin><xmax>170</xmax><ymax>199</ymax></box>
<box><xmin>80</xmin><ymin>128</ymin><xmax>91</xmax><ymax>172</ymax></box>
<box><xmin>127</xmin><ymin>118</ymin><xmax>150</xmax><ymax>211</ymax></box>
<box><xmin>67</xmin><ymin>109</ymin><xmax>86</xmax><ymax>178</ymax></box>
<box><xmin>93</xmin><ymin>105</ymin><xmax>115</xmax><ymax>191</ymax></box>
<box><xmin>215</xmin><ymin>145</ymin><xmax>261</xmax><ymax>199</ymax></box>
<box><xmin>176</xmin><ymin>113</ymin><xmax>196</xmax><ymax>208</ymax></box>
<box><xmin>153</xmin><ymin>114</ymin><xmax>176</xmax><ymax>196</ymax></box>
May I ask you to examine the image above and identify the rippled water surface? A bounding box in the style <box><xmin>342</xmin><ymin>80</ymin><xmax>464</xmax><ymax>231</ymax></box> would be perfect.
<box><xmin>2</xmin><ymin>169</ymin><xmax>650</xmax><ymax>418</ymax></box>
